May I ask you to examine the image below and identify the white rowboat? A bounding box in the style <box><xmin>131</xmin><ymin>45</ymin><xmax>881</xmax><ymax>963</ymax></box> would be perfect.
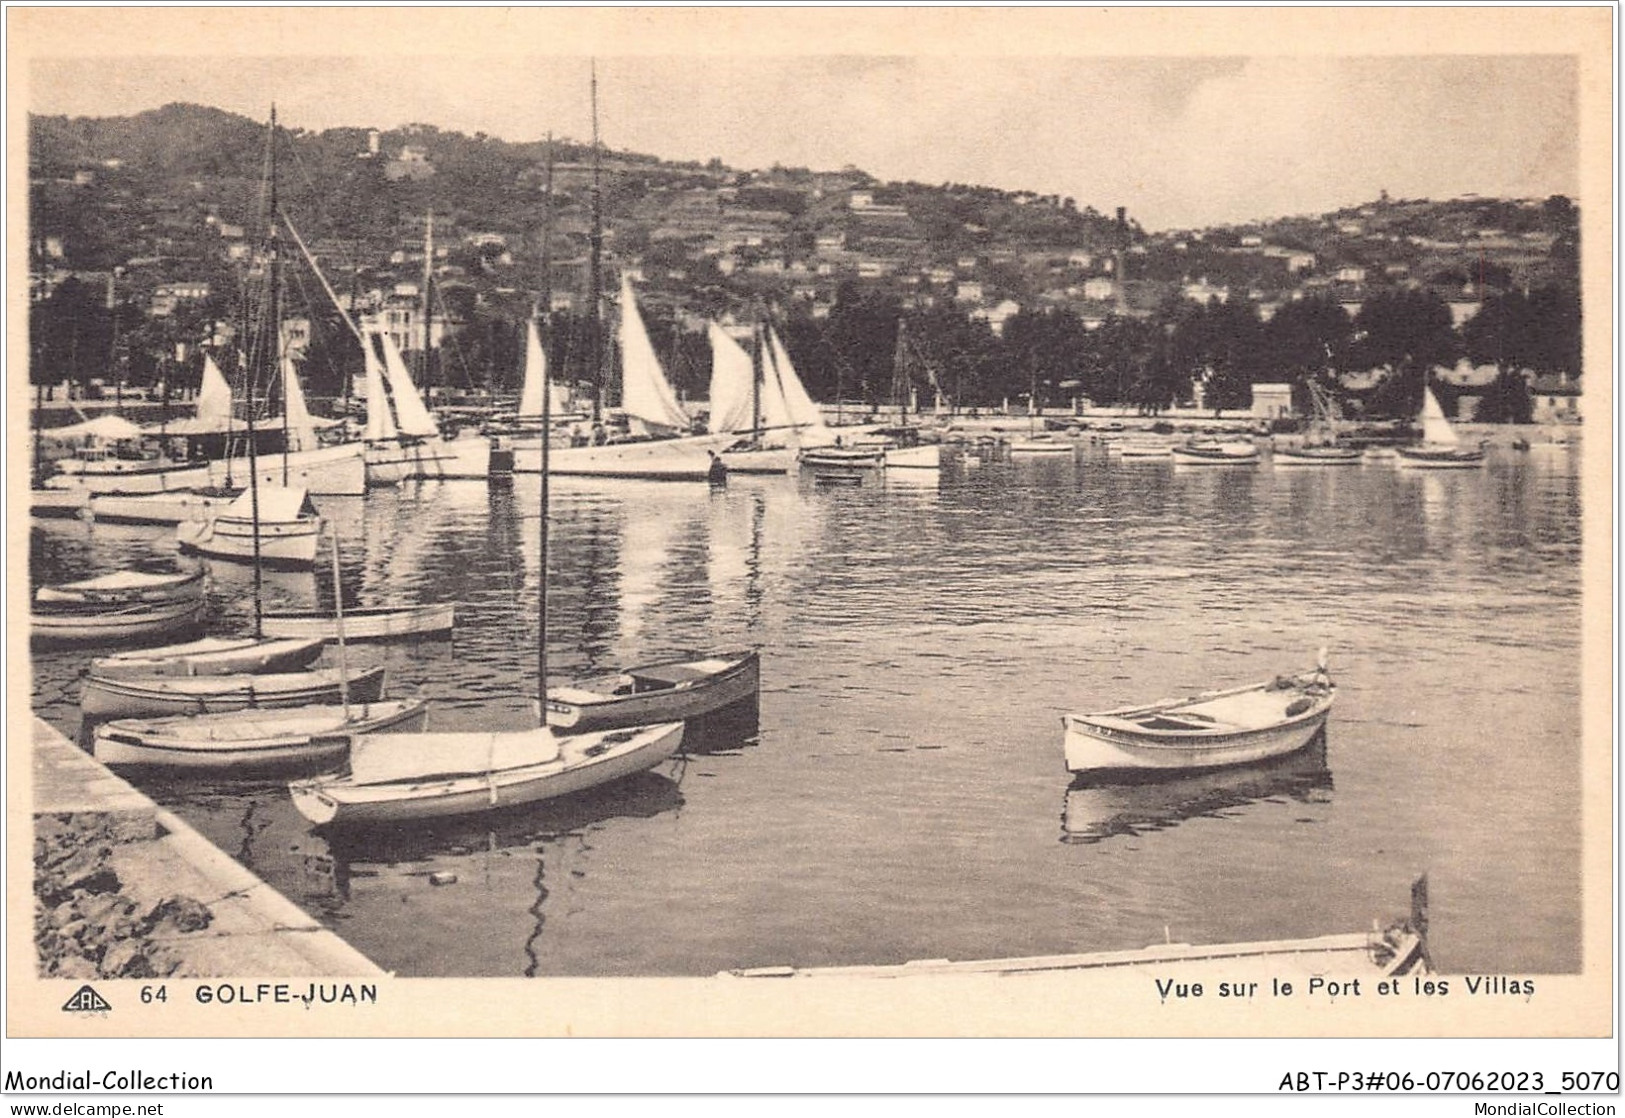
<box><xmin>81</xmin><ymin>665</ymin><xmax>388</xmax><ymax>720</ymax></box>
<box><xmin>90</xmin><ymin>636</ymin><xmax>325</xmax><ymax>679</ymax></box>
<box><xmin>289</xmin><ymin>721</ymin><xmax>685</xmax><ymax>826</ymax></box>
<box><xmin>546</xmin><ymin>651</ymin><xmax>759</xmax><ymax>733</ymax></box>
<box><xmin>93</xmin><ymin>699</ymin><xmax>430</xmax><ymax>769</ymax></box>
<box><xmin>36</xmin><ymin>569</ymin><xmax>204</xmax><ymax>606</ymax></box>
<box><xmin>1062</xmin><ymin>661</ymin><xmax>1334</xmax><ymax>775</ymax></box>
<box><xmin>32</xmin><ymin>597</ymin><xmax>207</xmax><ymax>649</ymax></box>
<box><xmin>260</xmin><ymin>603</ymin><xmax>455</xmax><ymax>642</ymax></box>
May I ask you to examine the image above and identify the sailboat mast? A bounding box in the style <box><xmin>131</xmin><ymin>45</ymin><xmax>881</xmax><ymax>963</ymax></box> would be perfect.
<box><xmin>244</xmin><ymin>107</ymin><xmax>275</xmax><ymax>636</ymax></box>
<box><xmin>538</xmin><ymin>134</ymin><xmax>554</xmax><ymax>710</ymax></box>
<box><xmin>588</xmin><ymin>62</ymin><xmax>604</xmax><ymax>423</ymax></box>
<box><xmin>750</xmin><ymin>301</ymin><xmax>763</xmax><ymax>438</ymax></box>
<box><xmin>421</xmin><ymin>210</ymin><xmax>434</xmax><ymax>391</ymax></box>
<box><xmin>892</xmin><ymin>318</ymin><xmax>909</xmax><ymax>425</ymax></box>
<box><xmin>269</xmin><ymin>105</ymin><xmax>289</xmax><ymax>487</ymax></box>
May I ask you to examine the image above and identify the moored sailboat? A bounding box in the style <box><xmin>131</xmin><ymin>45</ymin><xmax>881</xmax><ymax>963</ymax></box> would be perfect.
<box><xmin>1395</xmin><ymin>386</ymin><xmax>1485</xmax><ymax>469</ymax></box>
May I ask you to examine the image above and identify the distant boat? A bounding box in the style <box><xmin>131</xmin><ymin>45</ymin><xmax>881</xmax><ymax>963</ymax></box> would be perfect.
<box><xmin>1112</xmin><ymin>439</ymin><xmax>1173</xmax><ymax>459</ymax></box>
<box><xmin>711</xmin><ymin>321</ymin><xmax>797</xmax><ymax>476</ymax></box>
<box><xmin>36</xmin><ymin>568</ymin><xmax>204</xmax><ymax>607</ymax></box>
<box><xmin>1170</xmin><ymin>439</ymin><xmax>1261</xmax><ymax>466</ymax></box>
<box><xmin>545</xmin><ymin>651</ymin><xmax>760</xmax><ymax>733</ymax></box>
<box><xmin>1395</xmin><ymin>387</ymin><xmax>1485</xmax><ymax>469</ymax></box>
<box><xmin>176</xmin><ymin>486</ymin><xmax>323</xmax><ymax>567</ymax></box>
<box><xmin>85</xmin><ymin>490</ymin><xmax>239</xmax><ymax>526</ymax></box>
<box><xmin>288</xmin><ymin>721</ymin><xmax>685</xmax><ymax>826</ymax></box>
<box><xmin>90</xmin><ymin>635</ymin><xmax>325</xmax><ymax>679</ymax></box>
<box><xmin>259</xmin><ymin>602</ymin><xmax>456</xmax><ymax>642</ymax></box>
<box><xmin>32</xmin><ymin>597</ymin><xmax>207</xmax><ymax>649</ymax></box>
<box><xmin>1273</xmin><ymin>445</ymin><xmax>1362</xmax><ymax>466</ymax></box>
<box><xmin>1008</xmin><ymin>433</ymin><xmax>1075</xmax><ymax>456</ymax></box>
<box><xmin>1061</xmin><ymin>656</ymin><xmax>1334</xmax><ymax>776</ymax></box>
<box><xmin>92</xmin><ymin>699</ymin><xmax>429</xmax><ymax>770</ymax></box>
<box><xmin>798</xmin><ymin>444</ymin><xmax>888</xmax><ymax>470</ymax></box>
<box><xmin>80</xmin><ymin>664</ymin><xmax>388</xmax><ymax>720</ymax></box>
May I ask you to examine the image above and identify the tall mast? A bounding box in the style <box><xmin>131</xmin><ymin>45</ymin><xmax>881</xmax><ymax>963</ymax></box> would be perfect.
<box><xmin>588</xmin><ymin>61</ymin><xmax>604</xmax><ymax>423</ymax></box>
<box><xmin>750</xmin><ymin>301</ymin><xmax>763</xmax><ymax>439</ymax></box>
<box><xmin>538</xmin><ymin>134</ymin><xmax>554</xmax><ymax>717</ymax></box>
<box><xmin>245</xmin><ymin>107</ymin><xmax>274</xmax><ymax>636</ymax></box>
<box><xmin>420</xmin><ymin>210</ymin><xmax>434</xmax><ymax>391</ymax></box>
<box><xmin>108</xmin><ymin>272</ymin><xmax>122</xmax><ymax>414</ymax></box>
<box><xmin>269</xmin><ymin>104</ymin><xmax>289</xmax><ymax>487</ymax></box>
<box><xmin>892</xmin><ymin>318</ymin><xmax>910</xmax><ymax>424</ymax></box>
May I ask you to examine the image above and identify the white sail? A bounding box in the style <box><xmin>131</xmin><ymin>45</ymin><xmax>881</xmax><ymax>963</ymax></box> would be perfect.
<box><xmin>280</xmin><ymin>352</ymin><xmax>318</xmax><ymax>452</ymax></box>
<box><xmin>362</xmin><ymin>331</ymin><xmax>397</xmax><ymax>443</ymax></box>
<box><xmin>196</xmin><ymin>354</ymin><xmax>234</xmax><ymax>427</ymax></box>
<box><xmin>766</xmin><ymin>326</ymin><xmax>834</xmax><ymax>446</ymax></box>
<box><xmin>617</xmin><ymin>275</ymin><xmax>690</xmax><ymax>435</ymax></box>
<box><xmin>706</xmin><ymin>322</ymin><xmax>756</xmax><ymax>435</ymax></box>
<box><xmin>1418</xmin><ymin>386</ymin><xmax>1459</xmax><ymax>447</ymax></box>
<box><xmin>377</xmin><ymin>328</ymin><xmax>441</xmax><ymax>438</ymax></box>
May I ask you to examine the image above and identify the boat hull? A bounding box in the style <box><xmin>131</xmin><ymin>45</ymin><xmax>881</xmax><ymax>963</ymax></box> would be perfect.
<box><xmin>1394</xmin><ymin>447</ymin><xmax>1485</xmax><ymax>469</ymax></box>
<box><xmin>1170</xmin><ymin>443</ymin><xmax>1261</xmax><ymax>466</ymax></box>
<box><xmin>90</xmin><ymin>636</ymin><xmax>326</xmax><ymax>679</ymax></box>
<box><xmin>884</xmin><ymin>444</ymin><xmax>942</xmax><ymax>469</ymax></box>
<box><xmin>31</xmin><ymin>598</ymin><xmax>208</xmax><ymax>649</ymax></box>
<box><xmin>45</xmin><ymin>443</ymin><xmax>366</xmax><ymax>497</ymax></box>
<box><xmin>1064</xmin><ymin>708</ymin><xmax>1330</xmax><ymax>774</ymax></box>
<box><xmin>176</xmin><ymin>513</ymin><xmax>322</xmax><ymax>567</ymax></box>
<box><xmin>80</xmin><ymin>665</ymin><xmax>387</xmax><ymax>720</ymax></box>
<box><xmin>515</xmin><ymin>434</ymin><xmax>736</xmax><ymax>481</ymax></box>
<box><xmin>799</xmin><ymin>447</ymin><xmax>886</xmax><ymax>469</ymax></box>
<box><xmin>1273</xmin><ymin>447</ymin><xmax>1363</xmax><ymax>466</ymax></box>
<box><xmin>36</xmin><ymin>569</ymin><xmax>204</xmax><ymax>606</ymax></box>
<box><xmin>546</xmin><ymin>652</ymin><xmax>760</xmax><ymax>732</ymax></box>
<box><xmin>87</xmin><ymin>491</ymin><xmax>238</xmax><ymax>525</ymax></box>
<box><xmin>30</xmin><ymin>488</ymin><xmax>91</xmax><ymax>518</ymax></box>
<box><xmin>719</xmin><ymin>446</ymin><xmax>797</xmax><ymax>475</ymax></box>
<box><xmin>93</xmin><ymin>699</ymin><xmax>430</xmax><ymax>769</ymax></box>
<box><xmin>289</xmin><ymin>722</ymin><xmax>685</xmax><ymax>826</ymax></box>
<box><xmin>259</xmin><ymin>604</ymin><xmax>456</xmax><ymax>641</ymax></box>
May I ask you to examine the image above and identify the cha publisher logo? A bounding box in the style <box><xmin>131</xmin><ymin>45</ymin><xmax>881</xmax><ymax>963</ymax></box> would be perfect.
<box><xmin>62</xmin><ymin>985</ymin><xmax>111</xmax><ymax>1013</ymax></box>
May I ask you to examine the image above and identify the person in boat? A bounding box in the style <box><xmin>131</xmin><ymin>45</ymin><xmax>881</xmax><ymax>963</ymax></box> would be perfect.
<box><xmin>592</xmin><ymin>422</ymin><xmax>607</xmax><ymax>446</ymax></box>
<box><xmin>707</xmin><ymin>450</ymin><xmax>727</xmax><ymax>485</ymax></box>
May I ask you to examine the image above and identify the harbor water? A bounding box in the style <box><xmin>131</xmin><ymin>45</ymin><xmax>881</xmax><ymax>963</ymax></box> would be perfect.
<box><xmin>28</xmin><ymin>442</ymin><xmax>1584</xmax><ymax>976</ymax></box>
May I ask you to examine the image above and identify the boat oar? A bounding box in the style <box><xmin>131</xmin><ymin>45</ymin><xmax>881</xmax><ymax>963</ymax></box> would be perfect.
<box><xmin>328</xmin><ymin>524</ymin><xmax>351</xmax><ymax>720</ymax></box>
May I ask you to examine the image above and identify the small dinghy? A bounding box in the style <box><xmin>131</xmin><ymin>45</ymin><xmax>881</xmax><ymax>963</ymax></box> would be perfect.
<box><xmin>81</xmin><ymin>665</ymin><xmax>388</xmax><ymax>720</ymax></box>
<box><xmin>36</xmin><ymin>569</ymin><xmax>204</xmax><ymax>606</ymax></box>
<box><xmin>31</xmin><ymin>597</ymin><xmax>208</xmax><ymax>649</ymax></box>
<box><xmin>259</xmin><ymin>602</ymin><xmax>455</xmax><ymax>642</ymax></box>
<box><xmin>1170</xmin><ymin>439</ymin><xmax>1260</xmax><ymax>465</ymax></box>
<box><xmin>1272</xmin><ymin>445</ymin><xmax>1362</xmax><ymax>466</ymax></box>
<box><xmin>1062</xmin><ymin>655</ymin><xmax>1335</xmax><ymax>776</ymax></box>
<box><xmin>289</xmin><ymin>721</ymin><xmax>685</xmax><ymax>826</ymax></box>
<box><xmin>90</xmin><ymin>636</ymin><xmax>325</xmax><ymax>679</ymax></box>
<box><xmin>545</xmin><ymin>651</ymin><xmax>760</xmax><ymax>733</ymax></box>
<box><xmin>93</xmin><ymin>698</ymin><xmax>430</xmax><ymax>769</ymax></box>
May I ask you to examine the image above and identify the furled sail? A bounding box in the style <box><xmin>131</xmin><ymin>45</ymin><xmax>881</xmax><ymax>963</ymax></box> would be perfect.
<box><xmin>617</xmin><ymin>275</ymin><xmax>690</xmax><ymax>435</ymax></box>
<box><xmin>706</xmin><ymin>322</ymin><xmax>756</xmax><ymax>435</ymax></box>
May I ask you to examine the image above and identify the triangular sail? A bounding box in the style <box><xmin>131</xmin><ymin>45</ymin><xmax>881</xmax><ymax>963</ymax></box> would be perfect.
<box><xmin>706</xmin><ymin>322</ymin><xmax>756</xmax><ymax>435</ymax></box>
<box><xmin>281</xmin><ymin>352</ymin><xmax>317</xmax><ymax>452</ymax></box>
<box><xmin>1418</xmin><ymin>387</ymin><xmax>1459</xmax><ymax>447</ymax></box>
<box><xmin>362</xmin><ymin>331</ymin><xmax>398</xmax><ymax>442</ymax></box>
<box><xmin>767</xmin><ymin>326</ymin><xmax>833</xmax><ymax>446</ymax></box>
<box><xmin>756</xmin><ymin>330</ymin><xmax>795</xmax><ymax>444</ymax></box>
<box><xmin>617</xmin><ymin>275</ymin><xmax>690</xmax><ymax>435</ymax></box>
<box><xmin>196</xmin><ymin>354</ymin><xmax>234</xmax><ymax>427</ymax></box>
<box><xmin>517</xmin><ymin>319</ymin><xmax>569</xmax><ymax>419</ymax></box>
<box><xmin>377</xmin><ymin>328</ymin><xmax>441</xmax><ymax>438</ymax></box>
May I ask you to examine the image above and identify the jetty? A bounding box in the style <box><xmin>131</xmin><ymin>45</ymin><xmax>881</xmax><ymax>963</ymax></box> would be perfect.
<box><xmin>31</xmin><ymin>718</ymin><xmax>384</xmax><ymax>979</ymax></box>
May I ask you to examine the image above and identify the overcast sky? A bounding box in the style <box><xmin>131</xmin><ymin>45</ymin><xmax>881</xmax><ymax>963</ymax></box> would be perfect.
<box><xmin>28</xmin><ymin>52</ymin><xmax>1578</xmax><ymax>232</ymax></box>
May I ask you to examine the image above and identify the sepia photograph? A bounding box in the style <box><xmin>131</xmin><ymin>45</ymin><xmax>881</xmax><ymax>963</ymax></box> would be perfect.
<box><xmin>4</xmin><ymin>4</ymin><xmax>1615</xmax><ymax>1102</ymax></box>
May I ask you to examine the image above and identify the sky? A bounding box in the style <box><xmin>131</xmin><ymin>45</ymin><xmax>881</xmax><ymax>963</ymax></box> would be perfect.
<box><xmin>27</xmin><ymin>49</ymin><xmax>1579</xmax><ymax>232</ymax></box>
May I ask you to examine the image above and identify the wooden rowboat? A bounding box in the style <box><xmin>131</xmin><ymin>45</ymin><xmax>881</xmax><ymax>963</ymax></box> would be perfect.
<box><xmin>93</xmin><ymin>698</ymin><xmax>430</xmax><ymax>769</ymax></box>
<box><xmin>1062</xmin><ymin>658</ymin><xmax>1334</xmax><ymax>776</ymax></box>
<box><xmin>90</xmin><ymin>636</ymin><xmax>325</xmax><ymax>679</ymax></box>
<box><xmin>36</xmin><ymin>569</ymin><xmax>205</xmax><ymax>606</ymax></box>
<box><xmin>1170</xmin><ymin>440</ymin><xmax>1260</xmax><ymax>465</ymax></box>
<box><xmin>259</xmin><ymin>602</ymin><xmax>456</xmax><ymax>642</ymax></box>
<box><xmin>289</xmin><ymin>721</ymin><xmax>685</xmax><ymax>826</ymax></box>
<box><xmin>31</xmin><ymin>597</ymin><xmax>207</xmax><ymax>649</ymax></box>
<box><xmin>81</xmin><ymin>665</ymin><xmax>387</xmax><ymax>720</ymax></box>
<box><xmin>545</xmin><ymin>651</ymin><xmax>760</xmax><ymax>733</ymax></box>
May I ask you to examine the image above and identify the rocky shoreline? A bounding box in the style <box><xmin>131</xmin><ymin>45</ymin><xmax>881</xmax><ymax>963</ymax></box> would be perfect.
<box><xmin>35</xmin><ymin>811</ymin><xmax>215</xmax><ymax>980</ymax></box>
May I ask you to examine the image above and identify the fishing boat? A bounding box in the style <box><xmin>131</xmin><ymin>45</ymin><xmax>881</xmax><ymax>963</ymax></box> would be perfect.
<box><xmin>92</xmin><ymin>699</ymin><xmax>429</xmax><ymax>770</ymax></box>
<box><xmin>80</xmin><ymin>664</ymin><xmax>388</xmax><ymax>720</ymax></box>
<box><xmin>289</xmin><ymin>721</ymin><xmax>685</xmax><ymax>826</ymax></box>
<box><xmin>36</xmin><ymin>569</ymin><xmax>204</xmax><ymax>606</ymax></box>
<box><xmin>32</xmin><ymin>597</ymin><xmax>208</xmax><ymax>649</ymax></box>
<box><xmin>1061</xmin><ymin>655</ymin><xmax>1335</xmax><ymax>775</ymax></box>
<box><xmin>259</xmin><ymin>602</ymin><xmax>455</xmax><ymax>642</ymax></box>
<box><xmin>799</xmin><ymin>444</ymin><xmax>888</xmax><ymax>470</ymax></box>
<box><xmin>1395</xmin><ymin>386</ymin><xmax>1485</xmax><ymax>469</ymax></box>
<box><xmin>1169</xmin><ymin>439</ymin><xmax>1261</xmax><ymax>465</ymax></box>
<box><xmin>1273</xmin><ymin>444</ymin><xmax>1362</xmax><ymax>466</ymax></box>
<box><xmin>545</xmin><ymin>651</ymin><xmax>760</xmax><ymax>733</ymax></box>
<box><xmin>176</xmin><ymin>486</ymin><xmax>323</xmax><ymax>567</ymax></box>
<box><xmin>89</xmin><ymin>635</ymin><xmax>324</xmax><ymax>679</ymax></box>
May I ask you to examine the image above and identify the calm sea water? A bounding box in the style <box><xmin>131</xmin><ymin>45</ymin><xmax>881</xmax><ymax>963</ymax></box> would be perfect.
<box><xmin>28</xmin><ymin>441</ymin><xmax>1584</xmax><ymax>976</ymax></box>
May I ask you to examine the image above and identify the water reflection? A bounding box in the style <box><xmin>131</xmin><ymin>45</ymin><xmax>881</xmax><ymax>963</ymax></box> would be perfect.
<box><xmin>1061</xmin><ymin>734</ymin><xmax>1332</xmax><ymax>845</ymax></box>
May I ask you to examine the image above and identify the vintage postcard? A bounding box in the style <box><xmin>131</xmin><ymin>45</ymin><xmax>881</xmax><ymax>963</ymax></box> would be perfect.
<box><xmin>4</xmin><ymin>5</ymin><xmax>1614</xmax><ymax>1097</ymax></box>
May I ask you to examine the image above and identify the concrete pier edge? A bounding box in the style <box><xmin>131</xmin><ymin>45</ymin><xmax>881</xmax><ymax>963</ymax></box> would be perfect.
<box><xmin>32</xmin><ymin>716</ymin><xmax>386</xmax><ymax>978</ymax></box>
